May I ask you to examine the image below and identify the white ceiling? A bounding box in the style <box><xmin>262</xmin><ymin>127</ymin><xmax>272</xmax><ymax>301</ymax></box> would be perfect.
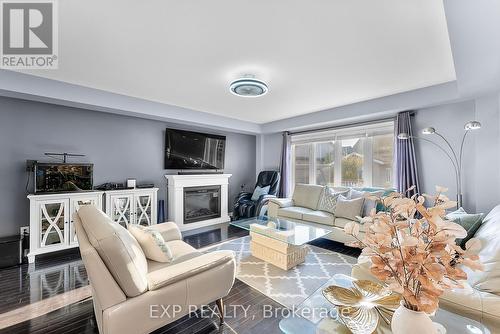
<box><xmin>20</xmin><ymin>0</ymin><xmax>456</xmax><ymax>124</ymax></box>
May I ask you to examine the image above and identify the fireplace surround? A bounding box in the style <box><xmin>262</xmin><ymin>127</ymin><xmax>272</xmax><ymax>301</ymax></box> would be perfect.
<box><xmin>165</xmin><ymin>174</ymin><xmax>231</xmax><ymax>231</ymax></box>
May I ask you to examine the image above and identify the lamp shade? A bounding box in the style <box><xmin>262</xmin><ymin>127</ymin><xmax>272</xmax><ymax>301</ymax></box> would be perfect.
<box><xmin>422</xmin><ymin>127</ymin><xmax>436</xmax><ymax>135</ymax></box>
<box><xmin>464</xmin><ymin>121</ymin><xmax>481</xmax><ymax>131</ymax></box>
<box><xmin>397</xmin><ymin>133</ymin><xmax>410</xmax><ymax>140</ymax></box>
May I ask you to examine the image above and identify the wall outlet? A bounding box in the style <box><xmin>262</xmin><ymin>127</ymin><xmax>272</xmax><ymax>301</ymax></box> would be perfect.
<box><xmin>20</xmin><ymin>226</ymin><xmax>29</xmax><ymax>236</ymax></box>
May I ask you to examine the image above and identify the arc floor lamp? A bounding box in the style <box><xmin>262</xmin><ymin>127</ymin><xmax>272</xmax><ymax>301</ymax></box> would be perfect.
<box><xmin>398</xmin><ymin>120</ymin><xmax>481</xmax><ymax>208</ymax></box>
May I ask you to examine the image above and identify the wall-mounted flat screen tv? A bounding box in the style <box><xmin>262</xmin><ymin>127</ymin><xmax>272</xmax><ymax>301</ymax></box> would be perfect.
<box><xmin>165</xmin><ymin>129</ymin><xmax>226</xmax><ymax>170</ymax></box>
<box><xmin>34</xmin><ymin>163</ymin><xmax>94</xmax><ymax>193</ymax></box>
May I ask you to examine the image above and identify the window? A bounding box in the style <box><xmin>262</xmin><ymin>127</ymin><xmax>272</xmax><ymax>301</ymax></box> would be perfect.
<box><xmin>292</xmin><ymin>144</ymin><xmax>311</xmax><ymax>184</ymax></box>
<box><xmin>315</xmin><ymin>141</ymin><xmax>335</xmax><ymax>186</ymax></box>
<box><xmin>341</xmin><ymin>137</ymin><xmax>365</xmax><ymax>187</ymax></box>
<box><xmin>291</xmin><ymin>122</ymin><xmax>394</xmax><ymax>189</ymax></box>
<box><xmin>372</xmin><ymin>133</ymin><xmax>394</xmax><ymax>188</ymax></box>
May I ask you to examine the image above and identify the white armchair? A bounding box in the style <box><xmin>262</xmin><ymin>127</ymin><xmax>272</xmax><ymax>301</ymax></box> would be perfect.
<box><xmin>74</xmin><ymin>205</ymin><xmax>236</xmax><ymax>334</ymax></box>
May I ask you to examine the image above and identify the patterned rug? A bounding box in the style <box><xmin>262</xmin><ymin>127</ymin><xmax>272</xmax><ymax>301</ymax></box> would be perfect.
<box><xmin>205</xmin><ymin>236</ymin><xmax>357</xmax><ymax>308</ymax></box>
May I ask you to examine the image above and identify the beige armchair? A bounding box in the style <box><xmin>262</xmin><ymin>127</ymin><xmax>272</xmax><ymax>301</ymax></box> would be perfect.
<box><xmin>74</xmin><ymin>205</ymin><xmax>236</xmax><ymax>334</ymax></box>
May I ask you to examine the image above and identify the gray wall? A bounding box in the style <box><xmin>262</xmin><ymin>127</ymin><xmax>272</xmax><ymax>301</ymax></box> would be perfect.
<box><xmin>257</xmin><ymin>133</ymin><xmax>282</xmax><ymax>172</ymax></box>
<box><xmin>412</xmin><ymin>100</ymin><xmax>477</xmax><ymax>211</ymax></box>
<box><xmin>472</xmin><ymin>94</ymin><xmax>500</xmax><ymax>213</ymax></box>
<box><xmin>0</xmin><ymin>96</ymin><xmax>256</xmax><ymax>237</ymax></box>
<box><xmin>411</xmin><ymin>94</ymin><xmax>500</xmax><ymax>214</ymax></box>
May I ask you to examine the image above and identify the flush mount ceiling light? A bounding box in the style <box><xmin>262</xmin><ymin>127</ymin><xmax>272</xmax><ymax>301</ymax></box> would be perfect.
<box><xmin>230</xmin><ymin>78</ymin><xmax>268</xmax><ymax>97</ymax></box>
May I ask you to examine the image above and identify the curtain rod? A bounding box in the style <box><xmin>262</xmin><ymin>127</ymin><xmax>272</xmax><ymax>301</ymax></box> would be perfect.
<box><xmin>288</xmin><ymin>116</ymin><xmax>397</xmax><ymax>136</ymax></box>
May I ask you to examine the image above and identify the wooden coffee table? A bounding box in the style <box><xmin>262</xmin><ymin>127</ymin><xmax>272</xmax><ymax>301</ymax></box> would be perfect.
<box><xmin>230</xmin><ymin>216</ymin><xmax>334</xmax><ymax>270</ymax></box>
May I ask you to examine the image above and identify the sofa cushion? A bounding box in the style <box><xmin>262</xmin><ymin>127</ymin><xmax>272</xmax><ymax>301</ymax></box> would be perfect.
<box><xmin>77</xmin><ymin>205</ymin><xmax>148</xmax><ymax>297</ymax></box>
<box><xmin>167</xmin><ymin>239</ymin><xmax>201</xmax><ymax>262</ymax></box>
<box><xmin>292</xmin><ymin>184</ymin><xmax>324</xmax><ymax>210</ymax></box>
<box><xmin>278</xmin><ymin>206</ymin><xmax>314</xmax><ymax>220</ymax></box>
<box><xmin>439</xmin><ymin>284</ymin><xmax>500</xmax><ymax>327</ymax></box>
<box><xmin>334</xmin><ymin>195</ymin><xmax>364</xmax><ymax>221</ymax></box>
<box><xmin>349</xmin><ymin>189</ymin><xmax>384</xmax><ymax>217</ymax></box>
<box><xmin>333</xmin><ymin>217</ymin><xmax>355</xmax><ymax>229</ymax></box>
<box><xmin>355</xmin><ymin>187</ymin><xmax>395</xmax><ymax>212</ymax></box>
<box><xmin>128</xmin><ymin>225</ymin><xmax>174</xmax><ymax>263</ymax></box>
<box><xmin>464</xmin><ymin>204</ymin><xmax>500</xmax><ymax>295</ymax></box>
<box><xmin>445</xmin><ymin>207</ymin><xmax>484</xmax><ymax>247</ymax></box>
<box><xmin>317</xmin><ymin>186</ymin><xmax>343</xmax><ymax>214</ymax></box>
<box><xmin>147</xmin><ymin>240</ymin><xmax>201</xmax><ymax>272</ymax></box>
<box><xmin>302</xmin><ymin>211</ymin><xmax>335</xmax><ymax>225</ymax></box>
<box><xmin>331</xmin><ymin>186</ymin><xmax>351</xmax><ymax>194</ymax></box>
<box><xmin>269</xmin><ymin>197</ymin><xmax>294</xmax><ymax>208</ymax></box>
<box><xmin>146</xmin><ymin>251</ymin><xmax>235</xmax><ymax>291</ymax></box>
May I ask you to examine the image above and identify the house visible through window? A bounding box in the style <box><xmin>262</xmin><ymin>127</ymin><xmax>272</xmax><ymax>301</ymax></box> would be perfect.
<box><xmin>291</xmin><ymin>121</ymin><xmax>394</xmax><ymax>189</ymax></box>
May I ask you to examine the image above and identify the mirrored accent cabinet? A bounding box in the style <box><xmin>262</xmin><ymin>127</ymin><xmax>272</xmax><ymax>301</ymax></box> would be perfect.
<box><xmin>27</xmin><ymin>191</ymin><xmax>104</xmax><ymax>263</ymax></box>
<box><xmin>27</xmin><ymin>188</ymin><xmax>159</xmax><ymax>264</ymax></box>
<box><xmin>103</xmin><ymin>188</ymin><xmax>158</xmax><ymax>228</ymax></box>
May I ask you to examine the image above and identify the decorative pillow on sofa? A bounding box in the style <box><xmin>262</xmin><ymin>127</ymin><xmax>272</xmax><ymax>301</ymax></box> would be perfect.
<box><xmin>357</xmin><ymin>187</ymin><xmax>395</xmax><ymax>212</ymax></box>
<box><xmin>128</xmin><ymin>225</ymin><xmax>173</xmax><ymax>263</ymax></box>
<box><xmin>445</xmin><ymin>207</ymin><xmax>484</xmax><ymax>247</ymax></box>
<box><xmin>349</xmin><ymin>189</ymin><xmax>384</xmax><ymax>217</ymax></box>
<box><xmin>331</xmin><ymin>186</ymin><xmax>350</xmax><ymax>194</ymax></box>
<box><xmin>334</xmin><ymin>195</ymin><xmax>365</xmax><ymax>221</ymax></box>
<box><xmin>292</xmin><ymin>184</ymin><xmax>325</xmax><ymax>209</ymax></box>
<box><xmin>251</xmin><ymin>185</ymin><xmax>270</xmax><ymax>201</ymax></box>
<box><xmin>317</xmin><ymin>186</ymin><xmax>345</xmax><ymax>214</ymax></box>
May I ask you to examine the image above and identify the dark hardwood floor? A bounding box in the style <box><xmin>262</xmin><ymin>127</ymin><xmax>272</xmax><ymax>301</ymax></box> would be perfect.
<box><xmin>308</xmin><ymin>237</ymin><xmax>361</xmax><ymax>257</ymax></box>
<box><xmin>0</xmin><ymin>248</ymin><xmax>88</xmax><ymax>315</ymax></box>
<box><xmin>0</xmin><ymin>279</ymin><xmax>284</xmax><ymax>334</ymax></box>
<box><xmin>0</xmin><ymin>222</ymin><xmax>358</xmax><ymax>334</ymax></box>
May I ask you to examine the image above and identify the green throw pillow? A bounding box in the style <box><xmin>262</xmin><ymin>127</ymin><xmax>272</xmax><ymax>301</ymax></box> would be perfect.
<box><xmin>446</xmin><ymin>207</ymin><xmax>484</xmax><ymax>248</ymax></box>
<box><xmin>356</xmin><ymin>187</ymin><xmax>396</xmax><ymax>212</ymax></box>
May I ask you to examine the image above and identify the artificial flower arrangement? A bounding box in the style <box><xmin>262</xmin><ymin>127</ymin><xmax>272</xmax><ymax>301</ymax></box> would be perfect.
<box><xmin>344</xmin><ymin>186</ymin><xmax>483</xmax><ymax>314</ymax></box>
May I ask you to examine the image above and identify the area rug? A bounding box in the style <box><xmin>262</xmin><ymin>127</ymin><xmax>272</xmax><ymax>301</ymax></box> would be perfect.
<box><xmin>204</xmin><ymin>236</ymin><xmax>357</xmax><ymax>308</ymax></box>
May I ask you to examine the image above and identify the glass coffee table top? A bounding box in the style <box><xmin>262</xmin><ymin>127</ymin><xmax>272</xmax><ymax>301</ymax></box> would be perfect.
<box><xmin>230</xmin><ymin>216</ymin><xmax>333</xmax><ymax>246</ymax></box>
<box><xmin>279</xmin><ymin>274</ymin><xmax>490</xmax><ymax>334</ymax></box>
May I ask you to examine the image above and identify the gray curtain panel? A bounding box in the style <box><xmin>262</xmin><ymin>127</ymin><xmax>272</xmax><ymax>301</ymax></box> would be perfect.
<box><xmin>395</xmin><ymin>111</ymin><xmax>420</xmax><ymax>196</ymax></box>
<box><xmin>278</xmin><ymin>131</ymin><xmax>292</xmax><ymax>198</ymax></box>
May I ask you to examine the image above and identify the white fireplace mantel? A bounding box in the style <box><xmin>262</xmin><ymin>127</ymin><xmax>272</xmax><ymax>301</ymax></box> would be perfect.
<box><xmin>165</xmin><ymin>174</ymin><xmax>232</xmax><ymax>231</ymax></box>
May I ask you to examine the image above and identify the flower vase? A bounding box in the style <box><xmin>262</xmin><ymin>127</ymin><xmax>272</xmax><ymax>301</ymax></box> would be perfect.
<box><xmin>391</xmin><ymin>302</ymin><xmax>437</xmax><ymax>334</ymax></box>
